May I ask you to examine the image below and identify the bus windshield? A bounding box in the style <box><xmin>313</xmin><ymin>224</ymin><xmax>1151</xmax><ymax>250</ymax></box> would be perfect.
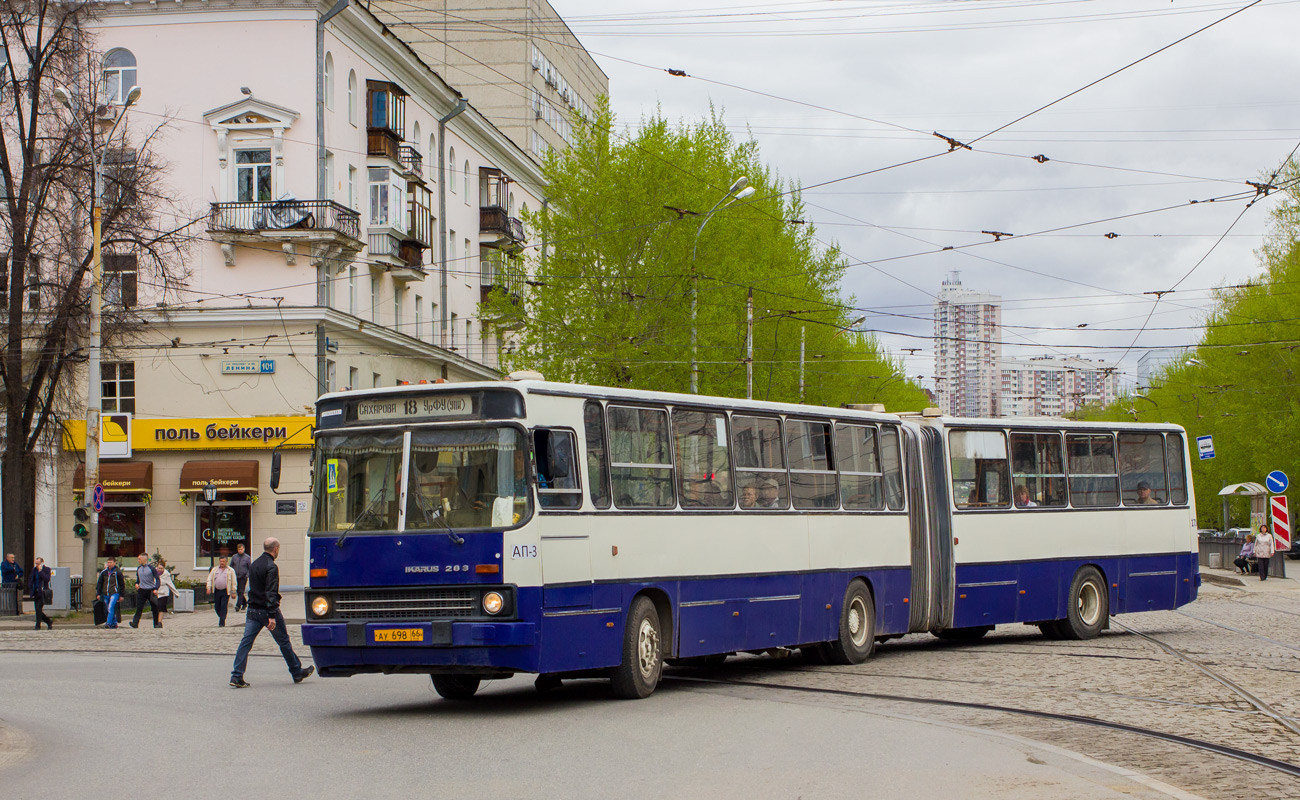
<box><xmin>313</xmin><ymin>427</ymin><xmax>530</xmax><ymax>534</ymax></box>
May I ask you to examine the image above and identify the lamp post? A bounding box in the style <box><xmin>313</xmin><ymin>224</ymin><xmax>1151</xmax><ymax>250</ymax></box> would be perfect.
<box><xmin>203</xmin><ymin>482</ymin><xmax>218</xmax><ymax>569</ymax></box>
<box><xmin>56</xmin><ymin>82</ymin><xmax>142</xmax><ymax>586</ymax></box>
<box><xmin>690</xmin><ymin>177</ymin><xmax>755</xmax><ymax>394</ymax></box>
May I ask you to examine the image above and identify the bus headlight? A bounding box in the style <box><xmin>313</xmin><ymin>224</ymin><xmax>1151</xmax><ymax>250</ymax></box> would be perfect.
<box><xmin>311</xmin><ymin>595</ymin><xmax>331</xmax><ymax>617</ymax></box>
<box><xmin>482</xmin><ymin>591</ymin><xmax>504</xmax><ymax>615</ymax></box>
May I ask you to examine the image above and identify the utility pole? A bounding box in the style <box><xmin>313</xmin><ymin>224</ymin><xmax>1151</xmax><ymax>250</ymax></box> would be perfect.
<box><xmin>799</xmin><ymin>325</ymin><xmax>805</xmax><ymax>403</ymax></box>
<box><xmin>55</xmin><ymin>83</ymin><xmax>141</xmax><ymax>592</ymax></box>
<box><xmin>746</xmin><ymin>287</ymin><xmax>753</xmax><ymax>400</ymax></box>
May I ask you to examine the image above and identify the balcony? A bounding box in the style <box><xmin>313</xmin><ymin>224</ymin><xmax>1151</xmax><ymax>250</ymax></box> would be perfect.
<box><xmin>208</xmin><ymin>199</ymin><xmax>362</xmax><ymax>266</ymax></box>
<box><xmin>399</xmin><ymin>145</ymin><xmax>424</xmax><ymax>181</ymax></box>
<box><xmin>479</xmin><ymin>206</ymin><xmax>525</xmax><ymax>248</ymax></box>
<box><xmin>368</xmin><ymin>231</ymin><xmax>425</xmax><ymax>282</ymax></box>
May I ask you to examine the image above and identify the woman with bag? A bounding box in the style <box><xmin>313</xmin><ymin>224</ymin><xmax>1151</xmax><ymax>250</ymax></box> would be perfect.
<box><xmin>27</xmin><ymin>556</ymin><xmax>53</xmax><ymax>630</ymax></box>
<box><xmin>155</xmin><ymin>557</ymin><xmax>180</xmax><ymax>621</ymax></box>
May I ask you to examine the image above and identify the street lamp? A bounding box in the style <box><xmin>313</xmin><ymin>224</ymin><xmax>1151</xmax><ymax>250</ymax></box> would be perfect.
<box><xmin>832</xmin><ymin>315</ymin><xmax>869</xmax><ymax>339</ymax></box>
<box><xmin>56</xmin><ymin>81</ymin><xmax>142</xmax><ymax>588</ymax></box>
<box><xmin>690</xmin><ymin>177</ymin><xmax>756</xmax><ymax>394</ymax></box>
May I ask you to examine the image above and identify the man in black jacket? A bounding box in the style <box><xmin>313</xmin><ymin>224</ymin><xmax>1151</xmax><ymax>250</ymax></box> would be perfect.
<box><xmin>96</xmin><ymin>557</ymin><xmax>126</xmax><ymax>628</ymax></box>
<box><xmin>229</xmin><ymin>538</ymin><xmax>313</xmax><ymax>687</ymax></box>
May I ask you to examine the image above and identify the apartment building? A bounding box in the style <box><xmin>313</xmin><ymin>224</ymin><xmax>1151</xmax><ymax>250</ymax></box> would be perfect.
<box><xmin>370</xmin><ymin>0</ymin><xmax>609</xmax><ymax>160</ymax></box>
<box><xmin>933</xmin><ymin>272</ymin><xmax>1002</xmax><ymax>417</ymax></box>
<box><xmin>43</xmin><ymin>0</ymin><xmax>546</xmax><ymax>587</ymax></box>
<box><xmin>999</xmin><ymin>357</ymin><xmax>1121</xmax><ymax>418</ymax></box>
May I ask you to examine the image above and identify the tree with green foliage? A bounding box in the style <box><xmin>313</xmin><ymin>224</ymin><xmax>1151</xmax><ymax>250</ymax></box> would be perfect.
<box><xmin>1090</xmin><ymin>161</ymin><xmax>1300</xmax><ymax>528</ymax></box>
<box><xmin>482</xmin><ymin>106</ymin><xmax>927</xmax><ymax>412</ymax></box>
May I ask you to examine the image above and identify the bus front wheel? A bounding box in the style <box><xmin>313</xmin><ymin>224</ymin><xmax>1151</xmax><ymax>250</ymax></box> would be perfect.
<box><xmin>610</xmin><ymin>595</ymin><xmax>664</xmax><ymax>699</ymax></box>
<box><xmin>431</xmin><ymin>674</ymin><xmax>481</xmax><ymax>700</ymax></box>
<box><xmin>826</xmin><ymin>580</ymin><xmax>875</xmax><ymax>665</ymax></box>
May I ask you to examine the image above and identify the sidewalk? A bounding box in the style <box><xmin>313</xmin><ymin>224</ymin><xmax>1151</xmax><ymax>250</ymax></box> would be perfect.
<box><xmin>1198</xmin><ymin>562</ymin><xmax>1299</xmax><ymax>592</ymax></box>
<box><xmin>0</xmin><ymin>591</ymin><xmax>305</xmax><ymax>630</ymax></box>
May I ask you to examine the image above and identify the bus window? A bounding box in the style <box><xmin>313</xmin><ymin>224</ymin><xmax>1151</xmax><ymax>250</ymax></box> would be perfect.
<box><xmin>608</xmin><ymin>406</ymin><xmax>674</xmax><ymax>509</ymax></box>
<box><xmin>1010</xmin><ymin>432</ymin><xmax>1066</xmax><ymax>508</ymax></box>
<box><xmin>534</xmin><ymin>429</ymin><xmax>581</xmax><ymax>509</ymax></box>
<box><xmin>672</xmin><ymin>409</ymin><xmax>734</xmax><ymax>508</ymax></box>
<box><xmin>1165</xmin><ymin>434</ymin><xmax>1188</xmax><ymax>505</ymax></box>
<box><xmin>733</xmin><ymin>415</ymin><xmax>789</xmax><ymax>510</ymax></box>
<box><xmin>316</xmin><ymin>431</ymin><xmax>404</xmax><ymax>532</ymax></box>
<box><xmin>787</xmin><ymin>419</ymin><xmax>837</xmax><ymax>509</ymax></box>
<box><xmin>1119</xmin><ymin>432</ymin><xmax>1167</xmax><ymax>506</ymax></box>
<box><xmin>836</xmin><ymin>423</ymin><xmax>883</xmax><ymax>510</ymax></box>
<box><xmin>406</xmin><ymin>427</ymin><xmax>531</xmax><ymax>529</ymax></box>
<box><xmin>1066</xmin><ymin>434</ymin><xmax>1118</xmax><ymax>507</ymax></box>
<box><xmin>950</xmin><ymin>430</ymin><xmax>1009</xmax><ymax>509</ymax></box>
<box><xmin>879</xmin><ymin>426</ymin><xmax>905</xmax><ymax>510</ymax></box>
<box><xmin>583</xmin><ymin>401</ymin><xmax>611</xmax><ymax>509</ymax></box>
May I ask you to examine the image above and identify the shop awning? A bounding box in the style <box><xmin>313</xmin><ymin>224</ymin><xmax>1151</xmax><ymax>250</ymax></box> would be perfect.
<box><xmin>180</xmin><ymin>460</ymin><xmax>260</xmax><ymax>492</ymax></box>
<box><xmin>73</xmin><ymin>461</ymin><xmax>153</xmax><ymax>493</ymax></box>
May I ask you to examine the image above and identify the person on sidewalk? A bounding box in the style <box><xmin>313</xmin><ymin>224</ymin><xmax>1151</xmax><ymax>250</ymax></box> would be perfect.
<box><xmin>206</xmin><ymin>556</ymin><xmax>236</xmax><ymax>627</ymax></box>
<box><xmin>27</xmin><ymin>557</ymin><xmax>52</xmax><ymax>630</ymax></box>
<box><xmin>154</xmin><ymin>557</ymin><xmax>180</xmax><ymax>620</ymax></box>
<box><xmin>1</xmin><ymin>552</ymin><xmax>22</xmax><ymax>586</ymax></box>
<box><xmin>1254</xmin><ymin>528</ymin><xmax>1275</xmax><ymax>581</ymax></box>
<box><xmin>229</xmin><ymin>537</ymin><xmax>313</xmax><ymax>688</ymax></box>
<box><xmin>1233</xmin><ymin>534</ymin><xmax>1255</xmax><ymax>574</ymax></box>
<box><xmin>230</xmin><ymin>543</ymin><xmax>252</xmax><ymax>612</ymax></box>
<box><xmin>96</xmin><ymin>557</ymin><xmax>126</xmax><ymax>628</ymax></box>
<box><xmin>130</xmin><ymin>552</ymin><xmax>161</xmax><ymax>628</ymax></box>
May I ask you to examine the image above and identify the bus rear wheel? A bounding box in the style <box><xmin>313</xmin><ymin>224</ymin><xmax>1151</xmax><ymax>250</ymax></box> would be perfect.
<box><xmin>431</xmin><ymin>674</ymin><xmax>481</xmax><ymax>700</ymax></box>
<box><xmin>610</xmin><ymin>595</ymin><xmax>664</xmax><ymax>699</ymax></box>
<box><xmin>1058</xmin><ymin>566</ymin><xmax>1108</xmax><ymax>641</ymax></box>
<box><xmin>826</xmin><ymin>580</ymin><xmax>875</xmax><ymax>665</ymax></box>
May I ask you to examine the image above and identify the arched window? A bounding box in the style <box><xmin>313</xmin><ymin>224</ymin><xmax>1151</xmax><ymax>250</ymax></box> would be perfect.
<box><xmin>412</xmin><ymin>121</ymin><xmax>421</xmax><ymax>170</ymax></box>
<box><xmin>324</xmin><ymin>52</ymin><xmax>334</xmax><ymax>110</ymax></box>
<box><xmin>102</xmin><ymin>49</ymin><xmax>137</xmax><ymax>105</ymax></box>
<box><xmin>448</xmin><ymin>147</ymin><xmax>456</xmax><ymax>193</ymax></box>
<box><xmin>463</xmin><ymin>160</ymin><xmax>469</xmax><ymax>202</ymax></box>
<box><xmin>508</xmin><ymin>191</ymin><xmax>515</xmax><ymax>216</ymax></box>
<box><xmin>428</xmin><ymin>133</ymin><xmax>437</xmax><ymax>183</ymax></box>
<box><xmin>347</xmin><ymin>70</ymin><xmax>357</xmax><ymax>126</ymax></box>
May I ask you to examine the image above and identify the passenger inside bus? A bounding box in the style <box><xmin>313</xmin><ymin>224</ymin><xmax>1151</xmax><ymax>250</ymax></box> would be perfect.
<box><xmin>739</xmin><ymin>483</ymin><xmax>758</xmax><ymax>508</ymax></box>
<box><xmin>1014</xmin><ymin>484</ymin><xmax>1037</xmax><ymax>508</ymax></box>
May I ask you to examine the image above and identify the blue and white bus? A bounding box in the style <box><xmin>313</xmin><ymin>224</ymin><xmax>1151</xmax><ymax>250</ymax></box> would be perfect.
<box><xmin>297</xmin><ymin>377</ymin><xmax>1198</xmax><ymax>699</ymax></box>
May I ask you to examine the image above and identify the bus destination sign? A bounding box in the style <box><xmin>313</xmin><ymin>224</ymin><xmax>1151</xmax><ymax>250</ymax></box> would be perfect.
<box><xmin>355</xmin><ymin>394</ymin><xmax>472</xmax><ymax>422</ymax></box>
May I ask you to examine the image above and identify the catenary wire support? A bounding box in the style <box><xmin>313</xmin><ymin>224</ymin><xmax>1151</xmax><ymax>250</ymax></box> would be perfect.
<box><xmin>931</xmin><ymin>132</ymin><xmax>972</xmax><ymax>152</ymax></box>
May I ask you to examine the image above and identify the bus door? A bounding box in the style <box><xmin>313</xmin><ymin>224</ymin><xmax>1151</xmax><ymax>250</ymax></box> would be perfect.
<box><xmin>534</xmin><ymin>429</ymin><xmax>594</xmax><ymax>609</ymax></box>
<box><xmin>903</xmin><ymin>424</ymin><xmax>954</xmax><ymax>632</ymax></box>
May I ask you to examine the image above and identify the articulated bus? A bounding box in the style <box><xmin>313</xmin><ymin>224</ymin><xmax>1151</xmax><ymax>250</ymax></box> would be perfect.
<box><xmin>298</xmin><ymin>377</ymin><xmax>1198</xmax><ymax>699</ymax></box>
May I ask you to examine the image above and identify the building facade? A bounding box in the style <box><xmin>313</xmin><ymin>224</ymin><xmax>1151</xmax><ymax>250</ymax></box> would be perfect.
<box><xmin>371</xmin><ymin>0</ymin><xmax>609</xmax><ymax>160</ymax></box>
<box><xmin>1137</xmin><ymin>347</ymin><xmax>1188</xmax><ymax>388</ymax></box>
<box><xmin>933</xmin><ymin>272</ymin><xmax>1002</xmax><ymax>417</ymax></box>
<box><xmin>38</xmin><ymin>0</ymin><xmax>582</xmax><ymax>588</ymax></box>
<box><xmin>999</xmin><ymin>356</ymin><xmax>1121</xmax><ymax>418</ymax></box>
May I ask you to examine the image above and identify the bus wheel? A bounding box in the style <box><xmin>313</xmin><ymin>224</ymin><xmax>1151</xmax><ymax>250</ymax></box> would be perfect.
<box><xmin>934</xmin><ymin>626</ymin><xmax>992</xmax><ymax>641</ymax></box>
<box><xmin>1060</xmin><ymin>567</ymin><xmax>1108</xmax><ymax>641</ymax></box>
<box><xmin>611</xmin><ymin>596</ymin><xmax>663</xmax><ymax>699</ymax></box>
<box><xmin>826</xmin><ymin>580</ymin><xmax>875</xmax><ymax>665</ymax></box>
<box><xmin>431</xmin><ymin>674</ymin><xmax>481</xmax><ymax>700</ymax></box>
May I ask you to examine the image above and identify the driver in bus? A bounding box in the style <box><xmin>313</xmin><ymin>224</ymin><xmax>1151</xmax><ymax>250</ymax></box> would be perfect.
<box><xmin>1134</xmin><ymin>481</ymin><xmax>1160</xmax><ymax>505</ymax></box>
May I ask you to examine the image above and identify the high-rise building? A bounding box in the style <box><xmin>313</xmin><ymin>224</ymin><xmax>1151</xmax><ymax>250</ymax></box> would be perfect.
<box><xmin>372</xmin><ymin>0</ymin><xmax>609</xmax><ymax>161</ymax></box>
<box><xmin>999</xmin><ymin>357</ymin><xmax>1121</xmax><ymax>418</ymax></box>
<box><xmin>1137</xmin><ymin>347</ymin><xmax>1188</xmax><ymax>388</ymax></box>
<box><xmin>933</xmin><ymin>272</ymin><xmax>1002</xmax><ymax>417</ymax></box>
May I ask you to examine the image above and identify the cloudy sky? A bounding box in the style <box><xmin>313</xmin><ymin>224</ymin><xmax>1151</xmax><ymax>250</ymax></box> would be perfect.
<box><xmin>547</xmin><ymin>0</ymin><xmax>1300</xmax><ymax>388</ymax></box>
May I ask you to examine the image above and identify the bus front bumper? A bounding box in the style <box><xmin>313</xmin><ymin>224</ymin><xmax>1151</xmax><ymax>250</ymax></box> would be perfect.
<box><xmin>302</xmin><ymin>620</ymin><xmax>536</xmax><ymax>648</ymax></box>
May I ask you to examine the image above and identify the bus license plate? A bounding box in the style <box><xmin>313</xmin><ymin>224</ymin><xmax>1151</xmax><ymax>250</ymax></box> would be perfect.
<box><xmin>374</xmin><ymin>628</ymin><xmax>424</xmax><ymax>643</ymax></box>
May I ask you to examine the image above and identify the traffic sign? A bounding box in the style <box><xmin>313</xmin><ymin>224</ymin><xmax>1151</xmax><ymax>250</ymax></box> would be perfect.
<box><xmin>1271</xmin><ymin>495</ymin><xmax>1291</xmax><ymax>552</ymax></box>
<box><xmin>91</xmin><ymin>483</ymin><xmax>105</xmax><ymax>513</ymax></box>
<box><xmin>1266</xmin><ymin>470</ymin><xmax>1289</xmax><ymax>494</ymax></box>
<box><xmin>1196</xmin><ymin>435</ymin><xmax>1215</xmax><ymax>460</ymax></box>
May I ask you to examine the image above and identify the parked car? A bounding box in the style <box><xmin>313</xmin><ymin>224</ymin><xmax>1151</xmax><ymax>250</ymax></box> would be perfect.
<box><xmin>1196</xmin><ymin>528</ymin><xmax>1223</xmax><ymax>538</ymax></box>
<box><xmin>1227</xmin><ymin>527</ymin><xmax>1253</xmax><ymax>538</ymax></box>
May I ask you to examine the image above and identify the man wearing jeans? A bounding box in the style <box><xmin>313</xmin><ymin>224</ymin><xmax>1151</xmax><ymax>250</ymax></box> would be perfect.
<box><xmin>96</xmin><ymin>557</ymin><xmax>126</xmax><ymax>628</ymax></box>
<box><xmin>229</xmin><ymin>538</ymin><xmax>313</xmax><ymax>687</ymax></box>
<box><xmin>230</xmin><ymin>543</ymin><xmax>252</xmax><ymax>612</ymax></box>
<box><xmin>129</xmin><ymin>553</ymin><xmax>160</xmax><ymax>628</ymax></box>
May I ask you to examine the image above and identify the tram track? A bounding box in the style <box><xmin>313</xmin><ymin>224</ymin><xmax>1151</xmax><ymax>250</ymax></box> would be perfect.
<box><xmin>663</xmin><ymin>670</ymin><xmax>1300</xmax><ymax>779</ymax></box>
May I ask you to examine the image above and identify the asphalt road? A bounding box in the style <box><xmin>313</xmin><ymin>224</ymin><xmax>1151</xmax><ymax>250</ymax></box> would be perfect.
<box><xmin>0</xmin><ymin>651</ymin><xmax>1190</xmax><ymax>799</ymax></box>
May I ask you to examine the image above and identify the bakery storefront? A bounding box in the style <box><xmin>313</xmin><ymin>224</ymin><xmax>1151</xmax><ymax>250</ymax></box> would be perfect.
<box><xmin>63</xmin><ymin>416</ymin><xmax>314</xmax><ymax>585</ymax></box>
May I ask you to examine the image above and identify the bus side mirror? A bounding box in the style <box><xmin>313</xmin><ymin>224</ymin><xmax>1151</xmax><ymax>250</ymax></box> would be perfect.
<box><xmin>270</xmin><ymin>451</ymin><xmax>282</xmax><ymax>491</ymax></box>
<box><xmin>547</xmin><ymin>435</ymin><xmax>571</xmax><ymax>479</ymax></box>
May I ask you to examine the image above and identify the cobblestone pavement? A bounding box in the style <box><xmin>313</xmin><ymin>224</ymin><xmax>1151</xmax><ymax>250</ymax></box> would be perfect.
<box><xmin>3</xmin><ymin>580</ymin><xmax>1300</xmax><ymax>798</ymax></box>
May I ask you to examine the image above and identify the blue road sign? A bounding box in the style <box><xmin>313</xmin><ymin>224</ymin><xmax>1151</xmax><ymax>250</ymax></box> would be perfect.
<box><xmin>1266</xmin><ymin>470</ymin><xmax>1289</xmax><ymax>494</ymax></box>
<box><xmin>1196</xmin><ymin>435</ymin><xmax>1215</xmax><ymax>461</ymax></box>
<box><xmin>91</xmin><ymin>483</ymin><xmax>105</xmax><ymax>513</ymax></box>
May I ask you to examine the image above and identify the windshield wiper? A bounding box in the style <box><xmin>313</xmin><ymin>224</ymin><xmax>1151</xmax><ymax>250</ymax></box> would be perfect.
<box><xmin>412</xmin><ymin>492</ymin><xmax>464</xmax><ymax>545</ymax></box>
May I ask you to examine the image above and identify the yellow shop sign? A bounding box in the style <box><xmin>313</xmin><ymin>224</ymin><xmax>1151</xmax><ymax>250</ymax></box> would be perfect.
<box><xmin>64</xmin><ymin>416</ymin><xmax>314</xmax><ymax>452</ymax></box>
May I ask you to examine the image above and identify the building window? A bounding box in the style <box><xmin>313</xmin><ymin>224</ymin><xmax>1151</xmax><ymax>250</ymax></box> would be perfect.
<box><xmin>102</xmin><ymin>362</ymin><xmax>135</xmax><ymax>413</ymax></box>
<box><xmin>348</xmin><ymin>266</ymin><xmax>357</xmax><ymax>315</ymax></box>
<box><xmin>195</xmin><ymin>501</ymin><xmax>252</xmax><ymax>566</ymax></box>
<box><xmin>393</xmin><ymin>286</ymin><xmax>403</xmax><ymax>329</ymax></box>
<box><xmin>372</xmin><ymin>372</ymin><xmax>381</xmax><ymax>388</ymax></box>
<box><xmin>324</xmin><ymin>151</ymin><xmax>335</xmax><ymax>201</ymax></box>
<box><xmin>448</xmin><ymin>147</ymin><xmax>456</xmax><ymax>192</ymax></box>
<box><xmin>369</xmin><ymin>275</ymin><xmax>378</xmax><ymax>322</ymax></box>
<box><xmin>431</xmin><ymin>301</ymin><xmax>439</xmax><ymax>344</ymax></box>
<box><xmin>348</xmin><ymin>366</ymin><xmax>358</xmax><ymax>391</ymax></box>
<box><xmin>99</xmin><ymin>503</ymin><xmax>145</xmax><ymax>561</ymax></box>
<box><xmin>414</xmin><ymin>294</ymin><xmax>423</xmax><ymax>340</ymax></box>
<box><xmin>102</xmin><ymin>48</ymin><xmax>137</xmax><ymax>105</ymax></box>
<box><xmin>347</xmin><ymin>165</ymin><xmax>357</xmax><ymax>210</ymax></box>
<box><xmin>428</xmin><ymin>134</ymin><xmax>437</xmax><ymax>184</ymax></box>
<box><xmin>463</xmin><ymin>160</ymin><xmax>469</xmax><ymax>202</ymax></box>
<box><xmin>464</xmin><ymin>238</ymin><xmax>472</xmax><ymax>275</ymax></box>
<box><xmin>104</xmin><ymin>253</ymin><xmax>137</xmax><ymax>307</ymax></box>
<box><xmin>347</xmin><ymin>70</ymin><xmax>357</xmax><ymax>126</ymax></box>
<box><xmin>104</xmin><ymin>148</ymin><xmax>137</xmax><ymax>208</ymax></box>
<box><xmin>235</xmin><ymin>149</ymin><xmax>272</xmax><ymax>203</ymax></box>
<box><xmin>450</xmin><ymin>312</ymin><xmax>458</xmax><ymax>350</ymax></box>
<box><xmin>324</xmin><ymin>52</ymin><xmax>334</xmax><ymax>110</ymax></box>
<box><xmin>326</xmin><ymin>359</ymin><xmax>337</xmax><ymax>392</ymax></box>
<box><xmin>367</xmin><ymin>80</ymin><xmax>406</xmax><ymax>137</ymax></box>
<box><xmin>368</xmin><ymin>167</ymin><xmax>405</xmax><ymax>230</ymax></box>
